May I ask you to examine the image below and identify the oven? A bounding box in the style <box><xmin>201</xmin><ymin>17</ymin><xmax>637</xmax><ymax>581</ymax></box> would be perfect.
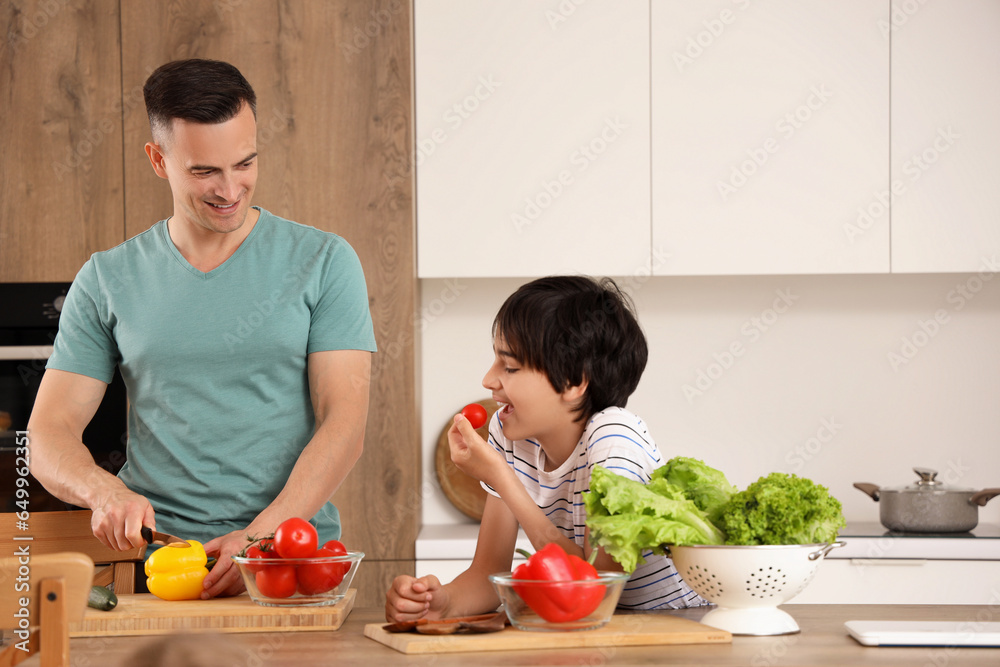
<box><xmin>0</xmin><ymin>282</ymin><xmax>127</xmax><ymax>512</ymax></box>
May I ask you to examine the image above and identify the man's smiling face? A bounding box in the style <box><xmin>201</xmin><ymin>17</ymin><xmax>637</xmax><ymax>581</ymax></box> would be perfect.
<box><xmin>151</xmin><ymin>102</ymin><xmax>258</xmax><ymax>236</ymax></box>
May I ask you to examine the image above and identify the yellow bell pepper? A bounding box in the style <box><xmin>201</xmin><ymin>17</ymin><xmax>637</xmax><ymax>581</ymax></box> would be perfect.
<box><xmin>144</xmin><ymin>540</ymin><xmax>209</xmax><ymax>601</ymax></box>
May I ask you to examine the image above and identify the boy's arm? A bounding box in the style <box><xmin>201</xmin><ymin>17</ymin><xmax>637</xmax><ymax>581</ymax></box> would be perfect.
<box><xmin>441</xmin><ymin>494</ymin><xmax>520</xmax><ymax>615</ymax></box>
<box><xmin>386</xmin><ymin>494</ymin><xmax>517</xmax><ymax>622</ymax></box>
<box><xmin>450</xmin><ymin>416</ymin><xmax>586</xmax><ymax>559</ymax></box>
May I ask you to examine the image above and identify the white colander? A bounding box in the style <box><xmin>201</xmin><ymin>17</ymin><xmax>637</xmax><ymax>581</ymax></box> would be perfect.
<box><xmin>668</xmin><ymin>541</ymin><xmax>844</xmax><ymax>636</ymax></box>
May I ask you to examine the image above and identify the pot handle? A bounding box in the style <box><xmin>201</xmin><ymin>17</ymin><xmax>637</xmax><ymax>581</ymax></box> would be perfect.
<box><xmin>809</xmin><ymin>541</ymin><xmax>845</xmax><ymax>561</ymax></box>
<box><xmin>853</xmin><ymin>482</ymin><xmax>881</xmax><ymax>501</ymax></box>
<box><xmin>970</xmin><ymin>488</ymin><xmax>1000</xmax><ymax>507</ymax></box>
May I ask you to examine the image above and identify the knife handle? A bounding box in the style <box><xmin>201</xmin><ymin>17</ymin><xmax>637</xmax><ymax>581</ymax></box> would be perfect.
<box><xmin>140</xmin><ymin>526</ymin><xmax>153</xmax><ymax>544</ymax></box>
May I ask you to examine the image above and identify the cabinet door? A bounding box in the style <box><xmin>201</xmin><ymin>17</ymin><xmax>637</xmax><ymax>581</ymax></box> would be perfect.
<box><xmin>0</xmin><ymin>1</ymin><xmax>124</xmax><ymax>282</ymax></box>
<box><xmin>651</xmin><ymin>0</ymin><xmax>889</xmax><ymax>275</ymax></box>
<box><xmin>415</xmin><ymin>0</ymin><xmax>650</xmax><ymax>278</ymax></box>
<box><xmin>789</xmin><ymin>559</ymin><xmax>1000</xmax><ymax>605</ymax></box>
<box><xmin>891</xmin><ymin>0</ymin><xmax>1000</xmax><ymax>273</ymax></box>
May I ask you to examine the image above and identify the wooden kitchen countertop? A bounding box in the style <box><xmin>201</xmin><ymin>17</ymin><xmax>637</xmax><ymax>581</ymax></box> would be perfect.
<box><xmin>19</xmin><ymin>604</ymin><xmax>1000</xmax><ymax>666</ymax></box>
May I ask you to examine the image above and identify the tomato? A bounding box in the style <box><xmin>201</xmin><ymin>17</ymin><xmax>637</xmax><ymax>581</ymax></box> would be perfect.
<box><xmin>273</xmin><ymin>518</ymin><xmax>318</xmax><ymax>559</ymax></box>
<box><xmin>321</xmin><ymin>540</ymin><xmax>351</xmax><ymax>580</ymax></box>
<box><xmin>255</xmin><ymin>564</ymin><xmax>297</xmax><ymax>598</ymax></box>
<box><xmin>243</xmin><ymin>545</ymin><xmax>276</xmax><ymax>573</ymax></box>
<box><xmin>321</xmin><ymin>539</ymin><xmax>347</xmax><ymax>556</ymax></box>
<box><xmin>461</xmin><ymin>402</ymin><xmax>488</xmax><ymax>429</ymax></box>
<box><xmin>297</xmin><ymin>547</ymin><xmax>346</xmax><ymax>595</ymax></box>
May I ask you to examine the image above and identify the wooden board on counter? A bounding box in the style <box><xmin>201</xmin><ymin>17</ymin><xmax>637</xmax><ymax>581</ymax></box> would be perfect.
<box><xmin>72</xmin><ymin>590</ymin><xmax>355</xmax><ymax>636</ymax></box>
<box><xmin>364</xmin><ymin>613</ymin><xmax>731</xmax><ymax>654</ymax></box>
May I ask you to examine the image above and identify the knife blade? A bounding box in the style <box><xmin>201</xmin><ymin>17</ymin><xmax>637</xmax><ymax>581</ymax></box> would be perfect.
<box><xmin>140</xmin><ymin>526</ymin><xmax>190</xmax><ymax>547</ymax></box>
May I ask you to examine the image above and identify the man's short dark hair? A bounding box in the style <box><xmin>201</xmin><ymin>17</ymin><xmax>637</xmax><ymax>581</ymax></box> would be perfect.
<box><xmin>492</xmin><ymin>275</ymin><xmax>648</xmax><ymax>422</ymax></box>
<box><xmin>143</xmin><ymin>59</ymin><xmax>257</xmax><ymax>142</ymax></box>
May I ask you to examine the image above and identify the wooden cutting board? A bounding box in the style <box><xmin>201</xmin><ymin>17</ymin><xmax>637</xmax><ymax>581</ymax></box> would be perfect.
<box><xmin>364</xmin><ymin>613</ymin><xmax>731</xmax><ymax>654</ymax></box>
<box><xmin>71</xmin><ymin>589</ymin><xmax>355</xmax><ymax>636</ymax></box>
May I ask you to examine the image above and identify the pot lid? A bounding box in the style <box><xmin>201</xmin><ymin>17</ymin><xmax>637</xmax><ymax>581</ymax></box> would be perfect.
<box><xmin>883</xmin><ymin>467</ymin><xmax>975</xmax><ymax>493</ymax></box>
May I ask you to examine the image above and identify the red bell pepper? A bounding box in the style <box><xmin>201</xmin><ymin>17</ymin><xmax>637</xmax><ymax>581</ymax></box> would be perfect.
<box><xmin>512</xmin><ymin>543</ymin><xmax>606</xmax><ymax>623</ymax></box>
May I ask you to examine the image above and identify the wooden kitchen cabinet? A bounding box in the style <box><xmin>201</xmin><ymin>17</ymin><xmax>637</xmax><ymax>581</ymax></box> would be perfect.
<box><xmin>414</xmin><ymin>0</ymin><xmax>651</xmax><ymax>278</ymax></box>
<box><xmin>890</xmin><ymin>0</ymin><xmax>1000</xmax><ymax>273</ymax></box>
<box><xmin>3</xmin><ymin>1</ymin><xmax>418</xmax><ymax>610</ymax></box>
<box><xmin>0</xmin><ymin>1</ymin><xmax>125</xmax><ymax>282</ymax></box>
<box><xmin>651</xmin><ymin>0</ymin><xmax>890</xmax><ymax>276</ymax></box>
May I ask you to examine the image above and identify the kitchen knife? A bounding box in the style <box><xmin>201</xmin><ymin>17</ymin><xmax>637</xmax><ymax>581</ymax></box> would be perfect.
<box><xmin>140</xmin><ymin>526</ymin><xmax>190</xmax><ymax>547</ymax></box>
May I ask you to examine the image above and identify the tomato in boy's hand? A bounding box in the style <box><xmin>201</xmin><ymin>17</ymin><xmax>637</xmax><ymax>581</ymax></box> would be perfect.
<box><xmin>461</xmin><ymin>403</ymin><xmax>488</xmax><ymax>429</ymax></box>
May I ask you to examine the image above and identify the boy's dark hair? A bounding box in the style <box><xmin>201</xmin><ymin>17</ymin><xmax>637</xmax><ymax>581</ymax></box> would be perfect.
<box><xmin>143</xmin><ymin>59</ymin><xmax>257</xmax><ymax>142</ymax></box>
<box><xmin>492</xmin><ymin>276</ymin><xmax>648</xmax><ymax>422</ymax></box>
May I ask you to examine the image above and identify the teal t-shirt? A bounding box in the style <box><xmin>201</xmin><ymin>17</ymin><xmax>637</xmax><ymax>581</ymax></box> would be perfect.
<box><xmin>47</xmin><ymin>208</ymin><xmax>377</xmax><ymax>545</ymax></box>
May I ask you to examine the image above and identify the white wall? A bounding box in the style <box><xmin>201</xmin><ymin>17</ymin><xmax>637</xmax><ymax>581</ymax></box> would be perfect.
<box><xmin>419</xmin><ymin>273</ymin><xmax>1000</xmax><ymax>528</ymax></box>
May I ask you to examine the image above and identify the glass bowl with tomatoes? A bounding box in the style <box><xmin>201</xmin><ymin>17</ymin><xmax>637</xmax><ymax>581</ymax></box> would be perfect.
<box><xmin>231</xmin><ymin>518</ymin><xmax>364</xmax><ymax>607</ymax></box>
<box><xmin>489</xmin><ymin>570</ymin><xmax>630</xmax><ymax>631</ymax></box>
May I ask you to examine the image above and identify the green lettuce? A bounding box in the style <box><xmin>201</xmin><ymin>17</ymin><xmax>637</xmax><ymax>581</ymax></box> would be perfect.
<box><xmin>584</xmin><ymin>465</ymin><xmax>726</xmax><ymax>572</ymax></box>
<box><xmin>718</xmin><ymin>472</ymin><xmax>846</xmax><ymax>545</ymax></box>
<box><xmin>584</xmin><ymin>460</ymin><xmax>847</xmax><ymax>571</ymax></box>
<box><xmin>651</xmin><ymin>456</ymin><xmax>737</xmax><ymax>525</ymax></box>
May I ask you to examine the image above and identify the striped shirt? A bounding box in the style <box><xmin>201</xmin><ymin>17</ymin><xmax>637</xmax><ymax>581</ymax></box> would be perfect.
<box><xmin>482</xmin><ymin>406</ymin><xmax>708</xmax><ymax>610</ymax></box>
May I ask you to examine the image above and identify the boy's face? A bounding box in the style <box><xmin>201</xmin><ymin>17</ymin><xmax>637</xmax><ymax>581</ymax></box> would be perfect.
<box><xmin>482</xmin><ymin>336</ymin><xmax>585</xmax><ymax>445</ymax></box>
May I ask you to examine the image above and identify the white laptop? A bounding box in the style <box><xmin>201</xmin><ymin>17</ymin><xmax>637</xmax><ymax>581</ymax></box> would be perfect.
<box><xmin>845</xmin><ymin>621</ymin><xmax>1000</xmax><ymax>647</ymax></box>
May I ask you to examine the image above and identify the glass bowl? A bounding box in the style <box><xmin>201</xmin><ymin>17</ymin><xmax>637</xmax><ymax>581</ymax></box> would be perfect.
<box><xmin>488</xmin><ymin>571</ymin><xmax>630</xmax><ymax>631</ymax></box>
<box><xmin>231</xmin><ymin>551</ymin><xmax>364</xmax><ymax>607</ymax></box>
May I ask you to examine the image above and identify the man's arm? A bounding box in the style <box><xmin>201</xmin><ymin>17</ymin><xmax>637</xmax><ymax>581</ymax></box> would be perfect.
<box><xmin>27</xmin><ymin>369</ymin><xmax>155</xmax><ymax>550</ymax></box>
<box><xmin>201</xmin><ymin>348</ymin><xmax>371</xmax><ymax>597</ymax></box>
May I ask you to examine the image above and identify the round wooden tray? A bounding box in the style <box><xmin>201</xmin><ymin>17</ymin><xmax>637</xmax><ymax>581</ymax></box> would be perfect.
<box><xmin>434</xmin><ymin>399</ymin><xmax>498</xmax><ymax>521</ymax></box>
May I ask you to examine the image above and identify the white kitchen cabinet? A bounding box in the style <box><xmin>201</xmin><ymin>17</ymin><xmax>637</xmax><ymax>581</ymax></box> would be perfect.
<box><xmin>789</xmin><ymin>559</ymin><xmax>1000</xmax><ymax>605</ymax></box>
<box><xmin>651</xmin><ymin>0</ymin><xmax>890</xmax><ymax>275</ymax></box>
<box><xmin>414</xmin><ymin>0</ymin><xmax>651</xmax><ymax>278</ymax></box>
<box><xmin>890</xmin><ymin>0</ymin><xmax>1000</xmax><ymax>273</ymax></box>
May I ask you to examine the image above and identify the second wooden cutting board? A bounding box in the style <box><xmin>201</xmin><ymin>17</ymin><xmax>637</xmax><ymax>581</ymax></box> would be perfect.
<box><xmin>72</xmin><ymin>589</ymin><xmax>356</xmax><ymax>636</ymax></box>
<box><xmin>364</xmin><ymin>613</ymin><xmax>731</xmax><ymax>654</ymax></box>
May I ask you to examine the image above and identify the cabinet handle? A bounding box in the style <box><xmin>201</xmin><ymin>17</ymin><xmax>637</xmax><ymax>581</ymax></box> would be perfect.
<box><xmin>0</xmin><ymin>345</ymin><xmax>53</xmax><ymax>360</ymax></box>
<box><xmin>849</xmin><ymin>559</ymin><xmax>926</xmax><ymax>566</ymax></box>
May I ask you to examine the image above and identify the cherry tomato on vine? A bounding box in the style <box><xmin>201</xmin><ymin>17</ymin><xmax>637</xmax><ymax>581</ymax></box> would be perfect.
<box><xmin>461</xmin><ymin>403</ymin><xmax>488</xmax><ymax>429</ymax></box>
<box><xmin>273</xmin><ymin>517</ymin><xmax>318</xmax><ymax>558</ymax></box>
<box><xmin>244</xmin><ymin>544</ymin><xmax>276</xmax><ymax>573</ymax></box>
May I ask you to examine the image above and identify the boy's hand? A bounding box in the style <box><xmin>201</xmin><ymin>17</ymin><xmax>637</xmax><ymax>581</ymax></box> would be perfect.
<box><xmin>385</xmin><ymin>574</ymin><xmax>448</xmax><ymax>622</ymax></box>
<box><xmin>448</xmin><ymin>414</ymin><xmax>505</xmax><ymax>488</ymax></box>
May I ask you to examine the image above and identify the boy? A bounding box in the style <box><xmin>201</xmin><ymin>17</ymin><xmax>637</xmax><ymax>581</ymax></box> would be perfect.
<box><xmin>386</xmin><ymin>276</ymin><xmax>705</xmax><ymax>621</ymax></box>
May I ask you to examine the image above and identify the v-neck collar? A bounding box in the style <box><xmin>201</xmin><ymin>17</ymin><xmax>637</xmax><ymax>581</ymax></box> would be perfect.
<box><xmin>161</xmin><ymin>207</ymin><xmax>264</xmax><ymax>279</ymax></box>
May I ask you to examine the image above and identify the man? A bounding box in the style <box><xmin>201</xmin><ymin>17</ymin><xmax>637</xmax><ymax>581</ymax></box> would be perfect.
<box><xmin>27</xmin><ymin>59</ymin><xmax>376</xmax><ymax>597</ymax></box>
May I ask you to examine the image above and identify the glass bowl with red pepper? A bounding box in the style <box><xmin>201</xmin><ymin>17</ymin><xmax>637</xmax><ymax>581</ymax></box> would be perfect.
<box><xmin>488</xmin><ymin>543</ymin><xmax>630</xmax><ymax>631</ymax></box>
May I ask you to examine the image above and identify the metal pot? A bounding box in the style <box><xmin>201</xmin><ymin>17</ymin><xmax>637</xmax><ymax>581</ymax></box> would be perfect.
<box><xmin>854</xmin><ymin>467</ymin><xmax>1000</xmax><ymax>533</ymax></box>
